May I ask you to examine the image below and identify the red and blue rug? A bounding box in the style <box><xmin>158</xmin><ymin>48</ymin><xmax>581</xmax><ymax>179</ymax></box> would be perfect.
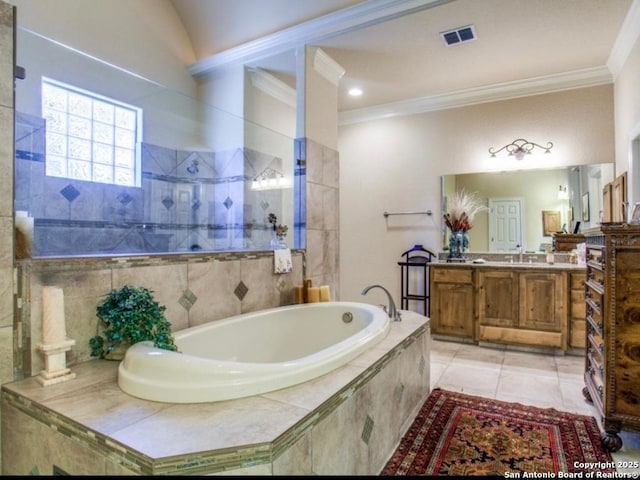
<box><xmin>381</xmin><ymin>388</ymin><xmax>615</xmax><ymax>476</ymax></box>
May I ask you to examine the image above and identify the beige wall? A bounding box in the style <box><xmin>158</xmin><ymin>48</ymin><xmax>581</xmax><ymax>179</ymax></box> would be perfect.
<box><xmin>9</xmin><ymin>0</ymin><xmax>197</xmax><ymax>96</ymax></box>
<box><xmin>338</xmin><ymin>85</ymin><xmax>615</xmax><ymax>303</ymax></box>
<box><xmin>613</xmin><ymin>23</ymin><xmax>640</xmax><ymax>206</ymax></box>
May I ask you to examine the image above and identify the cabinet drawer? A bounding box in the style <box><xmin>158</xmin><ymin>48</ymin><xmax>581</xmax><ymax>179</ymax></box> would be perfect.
<box><xmin>587</xmin><ymin>268</ymin><xmax>604</xmax><ymax>288</ymax></box>
<box><xmin>432</xmin><ymin>268</ymin><xmax>472</xmax><ymax>284</ymax></box>
<box><xmin>585</xmin><ymin>284</ymin><xmax>603</xmax><ymax>311</ymax></box>
<box><xmin>586</xmin><ymin>302</ymin><xmax>603</xmax><ymax>331</ymax></box>
<box><xmin>587</xmin><ymin>248</ymin><xmax>605</xmax><ymax>268</ymax></box>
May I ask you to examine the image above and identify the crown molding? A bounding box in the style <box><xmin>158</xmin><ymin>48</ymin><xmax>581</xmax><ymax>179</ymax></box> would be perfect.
<box><xmin>312</xmin><ymin>48</ymin><xmax>345</xmax><ymax>86</ymax></box>
<box><xmin>607</xmin><ymin>0</ymin><xmax>640</xmax><ymax>79</ymax></box>
<box><xmin>188</xmin><ymin>0</ymin><xmax>451</xmax><ymax>77</ymax></box>
<box><xmin>338</xmin><ymin>66</ymin><xmax>613</xmax><ymax>125</ymax></box>
<box><xmin>247</xmin><ymin>67</ymin><xmax>296</xmax><ymax>107</ymax></box>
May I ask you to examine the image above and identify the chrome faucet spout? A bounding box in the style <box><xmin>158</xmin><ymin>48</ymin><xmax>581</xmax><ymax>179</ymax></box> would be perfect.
<box><xmin>361</xmin><ymin>284</ymin><xmax>401</xmax><ymax>321</ymax></box>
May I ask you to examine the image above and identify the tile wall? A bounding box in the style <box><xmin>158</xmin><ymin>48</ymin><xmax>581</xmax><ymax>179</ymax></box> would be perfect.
<box><xmin>15</xmin><ymin>111</ymin><xmax>288</xmax><ymax>256</ymax></box>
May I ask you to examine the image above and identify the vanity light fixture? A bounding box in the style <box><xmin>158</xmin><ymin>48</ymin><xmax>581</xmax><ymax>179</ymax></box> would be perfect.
<box><xmin>558</xmin><ymin>185</ymin><xmax>569</xmax><ymax>200</ymax></box>
<box><xmin>251</xmin><ymin>166</ymin><xmax>289</xmax><ymax>191</ymax></box>
<box><xmin>489</xmin><ymin>138</ymin><xmax>553</xmax><ymax>161</ymax></box>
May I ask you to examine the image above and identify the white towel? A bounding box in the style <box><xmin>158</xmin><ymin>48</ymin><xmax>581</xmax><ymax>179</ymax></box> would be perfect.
<box><xmin>274</xmin><ymin>248</ymin><xmax>293</xmax><ymax>274</ymax></box>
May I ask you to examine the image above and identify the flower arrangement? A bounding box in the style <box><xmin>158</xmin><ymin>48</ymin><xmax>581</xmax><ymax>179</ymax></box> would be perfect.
<box><xmin>268</xmin><ymin>213</ymin><xmax>288</xmax><ymax>238</ymax></box>
<box><xmin>444</xmin><ymin>189</ymin><xmax>487</xmax><ymax>233</ymax></box>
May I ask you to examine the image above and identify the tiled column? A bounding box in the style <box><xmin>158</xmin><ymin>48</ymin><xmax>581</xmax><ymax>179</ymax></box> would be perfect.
<box><xmin>0</xmin><ymin>0</ymin><xmax>17</xmax><ymax>473</ymax></box>
<box><xmin>297</xmin><ymin>47</ymin><xmax>343</xmax><ymax>300</ymax></box>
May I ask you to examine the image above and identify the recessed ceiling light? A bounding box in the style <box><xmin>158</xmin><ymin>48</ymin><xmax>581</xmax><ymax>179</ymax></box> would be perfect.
<box><xmin>348</xmin><ymin>87</ymin><xmax>363</xmax><ymax>96</ymax></box>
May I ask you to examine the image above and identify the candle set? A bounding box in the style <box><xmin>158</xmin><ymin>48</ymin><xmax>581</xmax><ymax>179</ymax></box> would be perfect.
<box><xmin>294</xmin><ymin>280</ymin><xmax>331</xmax><ymax>304</ymax></box>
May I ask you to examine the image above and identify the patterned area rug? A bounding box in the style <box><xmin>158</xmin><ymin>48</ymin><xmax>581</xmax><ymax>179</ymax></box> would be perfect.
<box><xmin>381</xmin><ymin>388</ymin><xmax>615</xmax><ymax>476</ymax></box>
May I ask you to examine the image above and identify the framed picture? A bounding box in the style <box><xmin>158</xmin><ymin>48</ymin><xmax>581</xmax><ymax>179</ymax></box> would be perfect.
<box><xmin>542</xmin><ymin>210</ymin><xmax>561</xmax><ymax>236</ymax></box>
<box><xmin>631</xmin><ymin>202</ymin><xmax>640</xmax><ymax>224</ymax></box>
<box><xmin>582</xmin><ymin>193</ymin><xmax>590</xmax><ymax>222</ymax></box>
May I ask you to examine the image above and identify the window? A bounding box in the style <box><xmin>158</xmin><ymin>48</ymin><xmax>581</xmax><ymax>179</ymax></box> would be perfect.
<box><xmin>42</xmin><ymin>78</ymin><xmax>142</xmax><ymax>187</ymax></box>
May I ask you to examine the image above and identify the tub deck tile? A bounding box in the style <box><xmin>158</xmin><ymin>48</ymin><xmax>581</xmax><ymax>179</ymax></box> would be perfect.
<box><xmin>2</xmin><ymin>312</ymin><xmax>429</xmax><ymax>475</ymax></box>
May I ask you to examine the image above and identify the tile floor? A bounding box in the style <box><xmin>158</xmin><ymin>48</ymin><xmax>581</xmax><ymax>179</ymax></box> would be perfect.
<box><xmin>430</xmin><ymin>338</ymin><xmax>640</xmax><ymax>475</ymax></box>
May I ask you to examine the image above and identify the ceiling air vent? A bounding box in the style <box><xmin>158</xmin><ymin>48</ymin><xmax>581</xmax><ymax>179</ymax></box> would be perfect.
<box><xmin>440</xmin><ymin>25</ymin><xmax>477</xmax><ymax>46</ymax></box>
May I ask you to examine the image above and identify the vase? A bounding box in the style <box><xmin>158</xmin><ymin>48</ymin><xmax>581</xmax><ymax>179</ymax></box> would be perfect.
<box><xmin>447</xmin><ymin>230</ymin><xmax>467</xmax><ymax>259</ymax></box>
<box><xmin>270</xmin><ymin>232</ymin><xmax>287</xmax><ymax>250</ymax></box>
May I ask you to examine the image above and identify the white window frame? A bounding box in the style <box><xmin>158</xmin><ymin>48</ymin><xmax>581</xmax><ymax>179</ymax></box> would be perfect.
<box><xmin>41</xmin><ymin>77</ymin><xmax>142</xmax><ymax>187</ymax></box>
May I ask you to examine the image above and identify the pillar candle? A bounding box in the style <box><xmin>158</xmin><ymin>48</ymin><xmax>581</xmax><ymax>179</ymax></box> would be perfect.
<box><xmin>294</xmin><ymin>286</ymin><xmax>304</xmax><ymax>304</ymax></box>
<box><xmin>307</xmin><ymin>287</ymin><xmax>320</xmax><ymax>303</ymax></box>
<box><xmin>319</xmin><ymin>285</ymin><xmax>331</xmax><ymax>302</ymax></box>
<box><xmin>42</xmin><ymin>286</ymin><xmax>66</xmax><ymax>344</ymax></box>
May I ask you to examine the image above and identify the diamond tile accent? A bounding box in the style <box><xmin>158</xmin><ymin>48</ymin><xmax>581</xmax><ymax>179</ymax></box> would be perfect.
<box><xmin>223</xmin><ymin>196</ymin><xmax>233</xmax><ymax>209</ymax></box>
<box><xmin>276</xmin><ymin>276</ymin><xmax>287</xmax><ymax>291</ymax></box>
<box><xmin>260</xmin><ymin>200</ymin><xmax>269</xmax><ymax>211</ymax></box>
<box><xmin>361</xmin><ymin>415</ymin><xmax>374</xmax><ymax>445</ymax></box>
<box><xmin>179</xmin><ymin>289</ymin><xmax>198</xmax><ymax>310</ymax></box>
<box><xmin>60</xmin><ymin>184</ymin><xmax>80</xmax><ymax>203</ymax></box>
<box><xmin>234</xmin><ymin>281</ymin><xmax>248</xmax><ymax>301</ymax></box>
<box><xmin>117</xmin><ymin>192</ymin><xmax>133</xmax><ymax>205</ymax></box>
<box><xmin>162</xmin><ymin>196</ymin><xmax>175</xmax><ymax>210</ymax></box>
<box><xmin>192</xmin><ymin>199</ymin><xmax>201</xmax><ymax>211</ymax></box>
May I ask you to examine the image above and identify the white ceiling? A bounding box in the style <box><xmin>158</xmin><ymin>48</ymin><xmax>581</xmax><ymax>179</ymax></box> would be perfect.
<box><xmin>169</xmin><ymin>0</ymin><xmax>634</xmax><ymax>120</ymax></box>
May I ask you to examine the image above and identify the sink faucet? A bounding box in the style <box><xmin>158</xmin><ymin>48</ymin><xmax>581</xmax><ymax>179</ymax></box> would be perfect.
<box><xmin>516</xmin><ymin>244</ymin><xmax>523</xmax><ymax>264</ymax></box>
<box><xmin>361</xmin><ymin>284</ymin><xmax>401</xmax><ymax>321</ymax></box>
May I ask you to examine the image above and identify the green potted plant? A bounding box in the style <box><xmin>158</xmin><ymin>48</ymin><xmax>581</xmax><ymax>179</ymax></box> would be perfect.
<box><xmin>89</xmin><ymin>285</ymin><xmax>178</xmax><ymax>360</ymax></box>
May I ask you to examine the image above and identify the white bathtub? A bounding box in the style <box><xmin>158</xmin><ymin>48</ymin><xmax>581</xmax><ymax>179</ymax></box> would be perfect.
<box><xmin>117</xmin><ymin>301</ymin><xmax>391</xmax><ymax>403</ymax></box>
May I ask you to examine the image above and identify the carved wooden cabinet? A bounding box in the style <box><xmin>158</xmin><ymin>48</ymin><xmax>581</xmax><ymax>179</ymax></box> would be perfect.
<box><xmin>583</xmin><ymin>225</ymin><xmax>640</xmax><ymax>451</ymax></box>
<box><xmin>477</xmin><ymin>269</ymin><xmax>567</xmax><ymax>349</ymax></box>
<box><xmin>430</xmin><ymin>266</ymin><xmax>474</xmax><ymax>340</ymax></box>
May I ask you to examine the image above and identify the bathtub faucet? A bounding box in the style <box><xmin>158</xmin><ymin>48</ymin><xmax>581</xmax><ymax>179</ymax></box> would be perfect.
<box><xmin>361</xmin><ymin>284</ymin><xmax>401</xmax><ymax>322</ymax></box>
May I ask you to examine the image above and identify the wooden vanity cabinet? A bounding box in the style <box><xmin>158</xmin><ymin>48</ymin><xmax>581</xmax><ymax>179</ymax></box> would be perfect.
<box><xmin>478</xmin><ymin>269</ymin><xmax>567</xmax><ymax>349</ymax></box>
<box><xmin>430</xmin><ymin>267</ymin><xmax>474</xmax><ymax>340</ymax></box>
<box><xmin>569</xmin><ymin>272</ymin><xmax>586</xmax><ymax>349</ymax></box>
<box><xmin>583</xmin><ymin>225</ymin><xmax>640</xmax><ymax>452</ymax></box>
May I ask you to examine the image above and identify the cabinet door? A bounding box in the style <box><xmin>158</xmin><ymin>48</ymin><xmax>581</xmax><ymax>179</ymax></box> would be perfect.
<box><xmin>519</xmin><ymin>272</ymin><xmax>566</xmax><ymax>332</ymax></box>
<box><xmin>478</xmin><ymin>270</ymin><xmax>518</xmax><ymax>327</ymax></box>
<box><xmin>602</xmin><ymin>182</ymin><xmax>612</xmax><ymax>223</ymax></box>
<box><xmin>612</xmin><ymin>172</ymin><xmax>627</xmax><ymax>222</ymax></box>
<box><xmin>569</xmin><ymin>272</ymin><xmax>586</xmax><ymax>349</ymax></box>
<box><xmin>431</xmin><ymin>281</ymin><xmax>474</xmax><ymax>338</ymax></box>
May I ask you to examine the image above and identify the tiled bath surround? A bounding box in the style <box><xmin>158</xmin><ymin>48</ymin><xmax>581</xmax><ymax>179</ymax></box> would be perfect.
<box><xmin>2</xmin><ymin>313</ymin><xmax>430</xmax><ymax>475</ymax></box>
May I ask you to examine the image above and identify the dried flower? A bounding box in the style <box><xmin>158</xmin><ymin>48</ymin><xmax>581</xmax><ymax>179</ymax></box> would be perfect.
<box><xmin>444</xmin><ymin>189</ymin><xmax>487</xmax><ymax>232</ymax></box>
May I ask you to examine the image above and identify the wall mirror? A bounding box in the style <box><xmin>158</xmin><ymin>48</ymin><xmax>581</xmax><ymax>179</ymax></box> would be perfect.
<box><xmin>14</xmin><ymin>29</ymin><xmax>301</xmax><ymax>258</ymax></box>
<box><xmin>441</xmin><ymin>163</ymin><xmax>614</xmax><ymax>253</ymax></box>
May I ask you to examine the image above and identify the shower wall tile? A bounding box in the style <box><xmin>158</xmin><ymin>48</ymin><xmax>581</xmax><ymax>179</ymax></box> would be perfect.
<box><xmin>142</xmin><ymin>142</ymin><xmax>177</xmax><ymax>176</ymax></box>
<box><xmin>112</xmin><ymin>263</ymin><xmax>190</xmax><ymax>333</ymax></box>
<box><xmin>305</xmin><ymin>229</ymin><xmax>325</xmax><ymax>286</ymax></box>
<box><xmin>0</xmin><ymin>108</ymin><xmax>13</xmax><ymax>217</ymax></box>
<box><xmin>322</xmin><ymin>143</ymin><xmax>339</xmax><ymax>189</ymax></box>
<box><xmin>0</xmin><ymin>2</ymin><xmax>11</xmax><ymax>110</ymax></box>
<box><xmin>0</xmin><ymin>325</ymin><xmax>13</xmax><ymax>382</ymax></box>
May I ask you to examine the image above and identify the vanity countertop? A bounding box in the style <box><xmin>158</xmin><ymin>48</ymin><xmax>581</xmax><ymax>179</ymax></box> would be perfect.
<box><xmin>430</xmin><ymin>260</ymin><xmax>586</xmax><ymax>270</ymax></box>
